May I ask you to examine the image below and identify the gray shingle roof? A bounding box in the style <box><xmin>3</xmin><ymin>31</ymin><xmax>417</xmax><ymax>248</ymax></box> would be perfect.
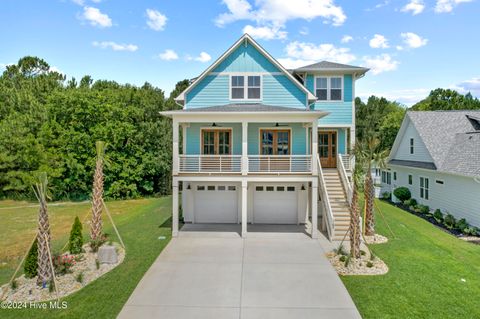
<box><xmin>180</xmin><ymin>103</ymin><xmax>313</xmax><ymax>112</ymax></box>
<box><xmin>407</xmin><ymin>111</ymin><xmax>480</xmax><ymax>178</ymax></box>
<box><xmin>293</xmin><ymin>61</ymin><xmax>369</xmax><ymax>72</ymax></box>
<box><xmin>389</xmin><ymin>159</ymin><xmax>437</xmax><ymax>170</ymax></box>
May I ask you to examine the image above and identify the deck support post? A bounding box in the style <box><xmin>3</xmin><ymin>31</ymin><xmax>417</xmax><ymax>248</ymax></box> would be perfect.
<box><xmin>311</xmin><ymin>120</ymin><xmax>318</xmax><ymax>176</ymax></box>
<box><xmin>172</xmin><ymin>178</ymin><xmax>179</xmax><ymax>237</ymax></box>
<box><xmin>242</xmin><ymin>122</ymin><xmax>248</xmax><ymax>175</ymax></box>
<box><xmin>241</xmin><ymin>180</ymin><xmax>248</xmax><ymax>237</ymax></box>
<box><xmin>173</xmin><ymin>119</ymin><xmax>179</xmax><ymax>175</ymax></box>
<box><xmin>311</xmin><ymin>179</ymin><xmax>318</xmax><ymax>239</ymax></box>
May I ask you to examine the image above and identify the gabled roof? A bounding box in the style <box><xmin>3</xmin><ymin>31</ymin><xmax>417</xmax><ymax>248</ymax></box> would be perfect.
<box><xmin>389</xmin><ymin>110</ymin><xmax>480</xmax><ymax>178</ymax></box>
<box><xmin>293</xmin><ymin>61</ymin><xmax>369</xmax><ymax>75</ymax></box>
<box><xmin>175</xmin><ymin>34</ymin><xmax>317</xmax><ymax>106</ymax></box>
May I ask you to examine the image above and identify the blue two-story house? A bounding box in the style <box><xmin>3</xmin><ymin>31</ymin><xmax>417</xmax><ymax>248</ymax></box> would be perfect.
<box><xmin>161</xmin><ymin>34</ymin><xmax>368</xmax><ymax>240</ymax></box>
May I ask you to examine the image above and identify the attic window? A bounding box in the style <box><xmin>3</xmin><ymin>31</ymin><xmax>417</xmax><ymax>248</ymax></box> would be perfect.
<box><xmin>410</xmin><ymin>138</ymin><xmax>414</xmax><ymax>154</ymax></box>
<box><xmin>230</xmin><ymin>75</ymin><xmax>261</xmax><ymax>100</ymax></box>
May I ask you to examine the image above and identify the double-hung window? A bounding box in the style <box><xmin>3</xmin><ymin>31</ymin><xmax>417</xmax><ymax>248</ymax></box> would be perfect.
<box><xmin>315</xmin><ymin>76</ymin><xmax>343</xmax><ymax>101</ymax></box>
<box><xmin>231</xmin><ymin>75</ymin><xmax>261</xmax><ymax>100</ymax></box>
<box><xmin>420</xmin><ymin>177</ymin><xmax>429</xmax><ymax>200</ymax></box>
<box><xmin>410</xmin><ymin>138</ymin><xmax>414</xmax><ymax>154</ymax></box>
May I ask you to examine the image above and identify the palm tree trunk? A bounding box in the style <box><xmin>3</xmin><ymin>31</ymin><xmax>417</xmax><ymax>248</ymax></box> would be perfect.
<box><xmin>364</xmin><ymin>173</ymin><xmax>375</xmax><ymax>236</ymax></box>
<box><xmin>349</xmin><ymin>182</ymin><xmax>361</xmax><ymax>259</ymax></box>
<box><xmin>34</xmin><ymin>174</ymin><xmax>53</xmax><ymax>286</ymax></box>
<box><xmin>90</xmin><ymin>142</ymin><xmax>105</xmax><ymax>241</ymax></box>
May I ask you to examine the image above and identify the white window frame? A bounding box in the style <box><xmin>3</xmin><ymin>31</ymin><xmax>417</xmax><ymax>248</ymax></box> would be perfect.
<box><xmin>408</xmin><ymin>174</ymin><xmax>413</xmax><ymax>185</ymax></box>
<box><xmin>419</xmin><ymin>176</ymin><xmax>429</xmax><ymax>200</ymax></box>
<box><xmin>314</xmin><ymin>76</ymin><xmax>343</xmax><ymax>102</ymax></box>
<box><xmin>229</xmin><ymin>74</ymin><xmax>263</xmax><ymax>101</ymax></box>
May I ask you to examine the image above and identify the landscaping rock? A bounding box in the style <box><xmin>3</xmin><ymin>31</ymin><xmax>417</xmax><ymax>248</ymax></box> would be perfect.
<box><xmin>98</xmin><ymin>245</ymin><xmax>118</xmax><ymax>264</ymax></box>
<box><xmin>326</xmin><ymin>251</ymin><xmax>389</xmax><ymax>276</ymax></box>
<box><xmin>364</xmin><ymin>234</ymin><xmax>388</xmax><ymax>244</ymax></box>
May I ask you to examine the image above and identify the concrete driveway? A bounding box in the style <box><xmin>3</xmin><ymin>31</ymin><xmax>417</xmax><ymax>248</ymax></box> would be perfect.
<box><xmin>118</xmin><ymin>228</ymin><xmax>361</xmax><ymax>319</ymax></box>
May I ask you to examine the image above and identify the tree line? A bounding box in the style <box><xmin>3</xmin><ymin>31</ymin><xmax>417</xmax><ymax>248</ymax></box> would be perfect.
<box><xmin>1</xmin><ymin>56</ymin><xmax>479</xmax><ymax>201</ymax></box>
<box><xmin>0</xmin><ymin>56</ymin><xmax>188</xmax><ymax>200</ymax></box>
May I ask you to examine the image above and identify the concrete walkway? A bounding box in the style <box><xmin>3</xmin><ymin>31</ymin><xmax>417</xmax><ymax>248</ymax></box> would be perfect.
<box><xmin>118</xmin><ymin>227</ymin><xmax>361</xmax><ymax>319</ymax></box>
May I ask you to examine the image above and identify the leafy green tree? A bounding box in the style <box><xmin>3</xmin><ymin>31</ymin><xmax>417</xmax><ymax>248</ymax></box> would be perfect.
<box><xmin>68</xmin><ymin>216</ymin><xmax>84</xmax><ymax>254</ymax></box>
<box><xmin>24</xmin><ymin>239</ymin><xmax>38</xmax><ymax>278</ymax></box>
<box><xmin>412</xmin><ymin>88</ymin><xmax>480</xmax><ymax>110</ymax></box>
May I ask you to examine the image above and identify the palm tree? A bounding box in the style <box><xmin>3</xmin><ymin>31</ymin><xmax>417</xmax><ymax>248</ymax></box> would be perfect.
<box><xmin>356</xmin><ymin>135</ymin><xmax>388</xmax><ymax>236</ymax></box>
<box><xmin>32</xmin><ymin>172</ymin><xmax>53</xmax><ymax>286</ymax></box>
<box><xmin>349</xmin><ymin>164</ymin><xmax>362</xmax><ymax>259</ymax></box>
<box><xmin>90</xmin><ymin>141</ymin><xmax>106</xmax><ymax>241</ymax></box>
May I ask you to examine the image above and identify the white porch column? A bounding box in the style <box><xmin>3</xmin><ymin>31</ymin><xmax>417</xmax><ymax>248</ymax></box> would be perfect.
<box><xmin>173</xmin><ymin>119</ymin><xmax>179</xmax><ymax>175</ymax></box>
<box><xmin>311</xmin><ymin>120</ymin><xmax>318</xmax><ymax>175</ymax></box>
<box><xmin>311</xmin><ymin>179</ymin><xmax>318</xmax><ymax>239</ymax></box>
<box><xmin>350</xmin><ymin>126</ymin><xmax>355</xmax><ymax>152</ymax></box>
<box><xmin>241</xmin><ymin>180</ymin><xmax>248</xmax><ymax>237</ymax></box>
<box><xmin>172</xmin><ymin>178</ymin><xmax>179</xmax><ymax>237</ymax></box>
<box><xmin>242</xmin><ymin>121</ymin><xmax>248</xmax><ymax>175</ymax></box>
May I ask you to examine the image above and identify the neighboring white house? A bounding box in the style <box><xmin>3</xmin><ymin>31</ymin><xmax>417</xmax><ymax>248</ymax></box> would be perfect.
<box><xmin>381</xmin><ymin>111</ymin><xmax>480</xmax><ymax>227</ymax></box>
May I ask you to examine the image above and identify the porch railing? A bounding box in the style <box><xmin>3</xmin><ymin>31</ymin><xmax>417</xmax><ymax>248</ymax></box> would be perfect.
<box><xmin>179</xmin><ymin>155</ymin><xmax>242</xmax><ymax>173</ymax></box>
<box><xmin>340</xmin><ymin>153</ymin><xmax>354</xmax><ymax>171</ymax></box>
<box><xmin>248</xmin><ymin>155</ymin><xmax>312</xmax><ymax>173</ymax></box>
<box><xmin>337</xmin><ymin>155</ymin><xmax>353</xmax><ymax>205</ymax></box>
<box><xmin>317</xmin><ymin>157</ymin><xmax>334</xmax><ymax>239</ymax></box>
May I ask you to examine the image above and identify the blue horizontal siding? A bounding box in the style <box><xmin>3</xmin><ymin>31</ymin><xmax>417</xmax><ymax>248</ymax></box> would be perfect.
<box><xmin>212</xmin><ymin>42</ymin><xmax>279</xmax><ymax>73</ymax></box>
<box><xmin>344</xmin><ymin>74</ymin><xmax>353</xmax><ymax>102</ymax></box>
<box><xmin>263</xmin><ymin>75</ymin><xmax>305</xmax><ymax>108</ymax></box>
<box><xmin>338</xmin><ymin>128</ymin><xmax>346</xmax><ymax>154</ymax></box>
<box><xmin>186</xmin><ymin>75</ymin><xmax>230</xmax><ymax>108</ymax></box>
<box><xmin>315</xmin><ymin>102</ymin><xmax>353</xmax><ymax>125</ymax></box>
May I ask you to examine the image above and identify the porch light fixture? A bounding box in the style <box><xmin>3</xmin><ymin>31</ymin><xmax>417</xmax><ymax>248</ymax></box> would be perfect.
<box><xmin>212</xmin><ymin>123</ymin><xmax>217</xmax><ymax>127</ymax></box>
<box><xmin>301</xmin><ymin>185</ymin><xmax>306</xmax><ymax>190</ymax></box>
<box><xmin>186</xmin><ymin>184</ymin><xmax>191</xmax><ymax>190</ymax></box>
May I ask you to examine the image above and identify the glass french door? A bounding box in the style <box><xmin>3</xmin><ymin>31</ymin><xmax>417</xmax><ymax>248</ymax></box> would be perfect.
<box><xmin>260</xmin><ymin>130</ymin><xmax>290</xmax><ymax>155</ymax></box>
<box><xmin>318</xmin><ymin>131</ymin><xmax>337</xmax><ymax>168</ymax></box>
<box><xmin>201</xmin><ymin>129</ymin><xmax>232</xmax><ymax>171</ymax></box>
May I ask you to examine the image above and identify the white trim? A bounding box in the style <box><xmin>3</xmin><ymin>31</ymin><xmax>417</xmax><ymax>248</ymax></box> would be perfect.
<box><xmin>175</xmin><ymin>34</ymin><xmax>316</xmax><ymax>106</ymax></box>
<box><xmin>175</xmin><ymin>175</ymin><xmax>316</xmax><ymax>183</ymax></box>
<box><xmin>210</xmin><ymin>71</ymin><xmax>283</xmax><ymax>76</ymax></box>
<box><xmin>317</xmin><ymin>128</ymin><xmax>339</xmax><ymax>160</ymax></box>
<box><xmin>229</xmin><ymin>73</ymin><xmax>263</xmax><ymax>101</ymax></box>
<box><xmin>313</xmin><ymin>75</ymin><xmax>344</xmax><ymax>102</ymax></box>
<box><xmin>161</xmin><ymin>112</ymin><xmax>329</xmax><ymax>123</ymax></box>
<box><xmin>419</xmin><ymin>176</ymin><xmax>430</xmax><ymax>200</ymax></box>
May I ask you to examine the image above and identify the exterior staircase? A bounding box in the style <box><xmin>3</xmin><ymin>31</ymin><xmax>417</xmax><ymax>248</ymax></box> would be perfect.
<box><xmin>323</xmin><ymin>169</ymin><xmax>350</xmax><ymax>241</ymax></box>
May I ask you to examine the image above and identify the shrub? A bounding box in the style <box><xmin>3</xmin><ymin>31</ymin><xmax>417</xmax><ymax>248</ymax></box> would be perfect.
<box><xmin>335</xmin><ymin>244</ymin><xmax>346</xmax><ymax>256</ymax></box>
<box><xmin>344</xmin><ymin>255</ymin><xmax>351</xmax><ymax>267</ymax></box>
<box><xmin>418</xmin><ymin>205</ymin><xmax>430</xmax><ymax>215</ymax></box>
<box><xmin>68</xmin><ymin>216</ymin><xmax>83</xmax><ymax>254</ymax></box>
<box><xmin>404</xmin><ymin>198</ymin><xmax>417</xmax><ymax>208</ymax></box>
<box><xmin>394</xmin><ymin>187</ymin><xmax>411</xmax><ymax>202</ymax></box>
<box><xmin>10</xmin><ymin>279</ymin><xmax>18</xmax><ymax>290</ymax></box>
<box><xmin>382</xmin><ymin>192</ymin><xmax>391</xmax><ymax>200</ymax></box>
<box><xmin>76</xmin><ymin>272</ymin><xmax>84</xmax><ymax>283</ymax></box>
<box><xmin>444</xmin><ymin>213</ymin><xmax>456</xmax><ymax>229</ymax></box>
<box><xmin>339</xmin><ymin>255</ymin><xmax>346</xmax><ymax>262</ymax></box>
<box><xmin>433</xmin><ymin>209</ymin><xmax>444</xmax><ymax>223</ymax></box>
<box><xmin>53</xmin><ymin>254</ymin><xmax>76</xmax><ymax>275</ymax></box>
<box><xmin>24</xmin><ymin>239</ymin><xmax>38</xmax><ymax>278</ymax></box>
<box><xmin>463</xmin><ymin>227</ymin><xmax>479</xmax><ymax>236</ymax></box>
<box><xmin>360</xmin><ymin>250</ymin><xmax>366</xmax><ymax>256</ymax></box>
<box><xmin>95</xmin><ymin>259</ymin><xmax>100</xmax><ymax>270</ymax></box>
<box><xmin>456</xmin><ymin>218</ymin><xmax>469</xmax><ymax>232</ymax></box>
<box><xmin>90</xmin><ymin>233</ymin><xmax>109</xmax><ymax>252</ymax></box>
<box><xmin>366</xmin><ymin>261</ymin><xmax>374</xmax><ymax>268</ymax></box>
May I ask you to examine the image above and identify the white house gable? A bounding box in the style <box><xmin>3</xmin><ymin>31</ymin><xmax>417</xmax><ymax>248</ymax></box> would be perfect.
<box><xmin>391</xmin><ymin>120</ymin><xmax>434</xmax><ymax>163</ymax></box>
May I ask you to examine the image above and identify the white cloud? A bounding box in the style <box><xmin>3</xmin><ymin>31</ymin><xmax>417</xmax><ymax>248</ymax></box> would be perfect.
<box><xmin>158</xmin><ymin>49</ymin><xmax>179</xmax><ymax>61</ymax></box>
<box><xmin>215</xmin><ymin>0</ymin><xmax>347</xmax><ymax>35</ymax></box>
<box><xmin>456</xmin><ymin>77</ymin><xmax>480</xmax><ymax>96</ymax></box>
<box><xmin>401</xmin><ymin>32</ymin><xmax>428</xmax><ymax>48</ymax></box>
<box><xmin>341</xmin><ymin>35</ymin><xmax>353</xmax><ymax>43</ymax></box>
<box><xmin>365</xmin><ymin>0</ymin><xmax>390</xmax><ymax>11</ymax></box>
<box><xmin>369</xmin><ymin>34</ymin><xmax>389</xmax><ymax>49</ymax></box>
<box><xmin>188</xmin><ymin>52</ymin><xmax>212</xmax><ymax>63</ymax></box>
<box><xmin>71</xmin><ymin>0</ymin><xmax>85</xmax><ymax>5</ymax></box>
<box><xmin>401</xmin><ymin>0</ymin><xmax>425</xmax><ymax>15</ymax></box>
<box><xmin>362</xmin><ymin>54</ymin><xmax>399</xmax><ymax>75</ymax></box>
<box><xmin>81</xmin><ymin>7</ymin><xmax>112</xmax><ymax>28</ymax></box>
<box><xmin>284</xmin><ymin>41</ymin><xmax>356</xmax><ymax>64</ymax></box>
<box><xmin>435</xmin><ymin>0</ymin><xmax>472</xmax><ymax>13</ymax></box>
<box><xmin>243</xmin><ymin>24</ymin><xmax>287</xmax><ymax>40</ymax></box>
<box><xmin>146</xmin><ymin>9</ymin><xmax>167</xmax><ymax>31</ymax></box>
<box><xmin>92</xmin><ymin>41</ymin><xmax>138</xmax><ymax>52</ymax></box>
<box><xmin>299</xmin><ymin>27</ymin><xmax>309</xmax><ymax>36</ymax></box>
<box><xmin>396</xmin><ymin>45</ymin><xmax>404</xmax><ymax>50</ymax></box>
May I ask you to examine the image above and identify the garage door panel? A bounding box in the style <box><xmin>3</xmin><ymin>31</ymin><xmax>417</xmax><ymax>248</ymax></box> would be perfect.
<box><xmin>194</xmin><ymin>185</ymin><xmax>238</xmax><ymax>223</ymax></box>
<box><xmin>253</xmin><ymin>185</ymin><xmax>297</xmax><ymax>224</ymax></box>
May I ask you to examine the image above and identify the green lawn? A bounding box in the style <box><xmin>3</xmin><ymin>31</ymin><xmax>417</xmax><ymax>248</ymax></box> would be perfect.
<box><xmin>0</xmin><ymin>197</ymin><xmax>172</xmax><ymax>318</ymax></box>
<box><xmin>342</xmin><ymin>199</ymin><xmax>480</xmax><ymax>319</ymax></box>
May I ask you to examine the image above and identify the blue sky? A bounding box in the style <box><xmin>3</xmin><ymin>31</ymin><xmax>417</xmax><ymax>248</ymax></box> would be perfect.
<box><xmin>1</xmin><ymin>0</ymin><xmax>479</xmax><ymax>105</ymax></box>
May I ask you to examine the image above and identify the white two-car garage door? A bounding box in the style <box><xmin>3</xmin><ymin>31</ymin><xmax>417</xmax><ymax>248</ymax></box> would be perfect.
<box><xmin>193</xmin><ymin>184</ymin><xmax>238</xmax><ymax>223</ymax></box>
<box><xmin>253</xmin><ymin>185</ymin><xmax>298</xmax><ymax>224</ymax></box>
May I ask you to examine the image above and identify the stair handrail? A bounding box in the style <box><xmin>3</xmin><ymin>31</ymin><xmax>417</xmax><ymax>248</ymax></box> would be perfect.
<box><xmin>317</xmin><ymin>157</ymin><xmax>334</xmax><ymax>239</ymax></box>
<box><xmin>338</xmin><ymin>155</ymin><xmax>353</xmax><ymax>205</ymax></box>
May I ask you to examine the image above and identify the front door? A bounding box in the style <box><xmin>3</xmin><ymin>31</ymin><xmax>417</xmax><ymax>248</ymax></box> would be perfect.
<box><xmin>318</xmin><ymin>131</ymin><xmax>337</xmax><ymax>168</ymax></box>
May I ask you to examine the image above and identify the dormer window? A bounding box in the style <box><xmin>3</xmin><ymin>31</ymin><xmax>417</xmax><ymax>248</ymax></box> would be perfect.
<box><xmin>230</xmin><ymin>75</ymin><xmax>261</xmax><ymax>100</ymax></box>
<box><xmin>315</xmin><ymin>76</ymin><xmax>343</xmax><ymax>101</ymax></box>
